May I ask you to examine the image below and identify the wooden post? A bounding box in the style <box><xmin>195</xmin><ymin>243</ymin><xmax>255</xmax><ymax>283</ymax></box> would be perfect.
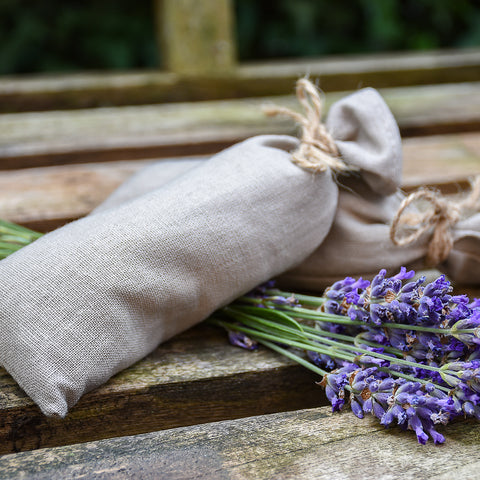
<box><xmin>156</xmin><ymin>0</ymin><xmax>237</xmax><ymax>76</ymax></box>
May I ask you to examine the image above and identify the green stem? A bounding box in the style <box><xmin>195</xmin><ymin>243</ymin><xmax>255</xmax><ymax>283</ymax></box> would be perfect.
<box><xmin>0</xmin><ymin>220</ymin><xmax>43</xmax><ymax>240</ymax></box>
<box><xmin>0</xmin><ymin>242</ymin><xmax>25</xmax><ymax>251</ymax></box>
<box><xmin>234</xmin><ymin>302</ymin><xmax>364</xmax><ymax>325</ymax></box>
<box><xmin>228</xmin><ymin>307</ymin><xmax>468</xmax><ymax>382</ymax></box>
<box><xmin>236</xmin><ymin>302</ymin><xmax>477</xmax><ymax>338</ymax></box>
<box><xmin>211</xmin><ymin>317</ymin><xmax>455</xmax><ymax>396</ymax></box>
<box><xmin>257</xmin><ymin>339</ymin><xmax>328</xmax><ymax>377</ymax></box>
<box><xmin>209</xmin><ymin>318</ymin><xmax>356</xmax><ymax>363</ymax></box>
<box><xmin>264</xmin><ymin>289</ymin><xmax>326</xmax><ymax>307</ymax></box>
<box><xmin>215</xmin><ymin>310</ymin><xmax>455</xmax><ymax>378</ymax></box>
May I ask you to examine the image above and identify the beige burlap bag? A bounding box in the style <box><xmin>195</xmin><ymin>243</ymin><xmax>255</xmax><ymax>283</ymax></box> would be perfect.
<box><xmin>0</xmin><ymin>133</ymin><xmax>340</xmax><ymax>417</ymax></box>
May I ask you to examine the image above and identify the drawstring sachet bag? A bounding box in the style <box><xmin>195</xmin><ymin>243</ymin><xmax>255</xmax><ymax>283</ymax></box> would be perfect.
<box><xmin>278</xmin><ymin>110</ymin><xmax>480</xmax><ymax>290</ymax></box>
<box><xmin>108</xmin><ymin>81</ymin><xmax>480</xmax><ymax>291</ymax></box>
<box><xmin>0</xmin><ymin>79</ymin><xmax>379</xmax><ymax>418</ymax></box>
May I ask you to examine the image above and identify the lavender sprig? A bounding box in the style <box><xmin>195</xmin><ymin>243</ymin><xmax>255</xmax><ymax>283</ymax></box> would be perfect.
<box><xmin>211</xmin><ymin>268</ymin><xmax>480</xmax><ymax>445</ymax></box>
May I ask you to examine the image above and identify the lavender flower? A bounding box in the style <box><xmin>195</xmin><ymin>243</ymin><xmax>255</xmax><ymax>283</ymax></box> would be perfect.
<box><xmin>319</xmin><ymin>364</ymin><xmax>356</xmax><ymax>412</ymax></box>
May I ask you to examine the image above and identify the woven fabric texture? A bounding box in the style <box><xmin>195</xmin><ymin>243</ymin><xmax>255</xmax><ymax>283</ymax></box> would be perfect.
<box><xmin>0</xmin><ymin>135</ymin><xmax>338</xmax><ymax>417</ymax></box>
<box><xmin>105</xmin><ymin>88</ymin><xmax>480</xmax><ymax>289</ymax></box>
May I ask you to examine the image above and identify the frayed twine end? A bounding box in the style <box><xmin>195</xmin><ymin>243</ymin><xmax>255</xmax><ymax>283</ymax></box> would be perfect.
<box><xmin>263</xmin><ymin>78</ymin><xmax>355</xmax><ymax>174</ymax></box>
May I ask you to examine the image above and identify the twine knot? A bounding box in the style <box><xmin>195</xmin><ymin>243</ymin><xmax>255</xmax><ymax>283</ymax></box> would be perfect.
<box><xmin>390</xmin><ymin>177</ymin><xmax>480</xmax><ymax>266</ymax></box>
<box><xmin>264</xmin><ymin>78</ymin><xmax>354</xmax><ymax>174</ymax></box>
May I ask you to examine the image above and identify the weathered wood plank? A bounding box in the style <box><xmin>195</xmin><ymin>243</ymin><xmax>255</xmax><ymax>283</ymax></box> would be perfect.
<box><xmin>0</xmin><ymin>48</ymin><xmax>479</xmax><ymax>112</ymax></box>
<box><xmin>0</xmin><ymin>159</ymin><xmax>156</xmax><ymax>231</ymax></box>
<box><xmin>0</xmin><ymin>406</ymin><xmax>478</xmax><ymax>479</ymax></box>
<box><xmin>1</xmin><ymin>83</ymin><xmax>479</xmax><ymax>170</ymax></box>
<box><xmin>156</xmin><ymin>0</ymin><xmax>236</xmax><ymax>75</ymax></box>
<box><xmin>401</xmin><ymin>132</ymin><xmax>480</xmax><ymax>189</ymax></box>
<box><xmin>0</xmin><ymin>133</ymin><xmax>478</xmax><ymax>232</ymax></box>
<box><xmin>0</xmin><ymin>324</ymin><xmax>325</xmax><ymax>455</ymax></box>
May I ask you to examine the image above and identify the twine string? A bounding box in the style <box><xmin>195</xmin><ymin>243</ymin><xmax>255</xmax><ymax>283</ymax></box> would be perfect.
<box><xmin>263</xmin><ymin>78</ymin><xmax>354</xmax><ymax>174</ymax></box>
<box><xmin>390</xmin><ymin>176</ymin><xmax>480</xmax><ymax>266</ymax></box>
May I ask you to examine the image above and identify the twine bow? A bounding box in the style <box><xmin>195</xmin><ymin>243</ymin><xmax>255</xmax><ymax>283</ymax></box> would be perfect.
<box><xmin>390</xmin><ymin>177</ymin><xmax>480</xmax><ymax>266</ymax></box>
<box><xmin>264</xmin><ymin>78</ymin><xmax>354</xmax><ymax>174</ymax></box>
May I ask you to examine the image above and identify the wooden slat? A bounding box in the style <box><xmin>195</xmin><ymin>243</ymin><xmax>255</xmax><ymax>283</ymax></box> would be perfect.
<box><xmin>402</xmin><ymin>132</ymin><xmax>480</xmax><ymax>189</ymax></box>
<box><xmin>0</xmin><ymin>133</ymin><xmax>479</xmax><ymax>232</ymax></box>
<box><xmin>156</xmin><ymin>0</ymin><xmax>236</xmax><ymax>75</ymax></box>
<box><xmin>1</xmin><ymin>48</ymin><xmax>479</xmax><ymax>112</ymax></box>
<box><xmin>0</xmin><ymin>159</ymin><xmax>156</xmax><ymax>231</ymax></box>
<box><xmin>0</xmin><ymin>406</ymin><xmax>479</xmax><ymax>479</ymax></box>
<box><xmin>0</xmin><ymin>324</ymin><xmax>324</xmax><ymax>455</ymax></box>
<box><xmin>1</xmin><ymin>83</ymin><xmax>479</xmax><ymax>171</ymax></box>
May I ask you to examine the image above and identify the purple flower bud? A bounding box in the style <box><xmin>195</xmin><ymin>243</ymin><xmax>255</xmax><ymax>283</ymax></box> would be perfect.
<box><xmin>393</xmin><ymin>267</ymin><xmax>416</xmax><ymax>281</ymax></box>
<box><xmin>423</xmin><ymin>275</ymin><xmax>452</xmax><ymax>298</ymax></box>
<box><xmin>382</xmin><ymin>404</ymin><xmax>407</xmax><ymax>426</ymax></box>
<box><xmin>331</xmin><ymin>396</ymin><xmax>345</xmax><ymax>412</ymax></box>
<box><xmin>351</xmin><ymin>398</ymin><xmax>364</xmax><ymax>418</ymax></box>
<box><xmin>228</xmin><ymin>330</ymin><xmax>258</xmax><ymax>350</ymax></box>
<box><xmin>371</xmin><ymin>269</ymin><xmax>387</xmax><ymax>289</ymax></box>
<box><xmin>428</xmin><ymin>428</ymin><xmax>445</xmax><ymax>445</ymax></box>
<box><xmin>470</xmin><ymin>298</ymin><xmax>480</xmax><ymax>309</ymax></box>
<box><xmin>358</xmin><ymin>355</ymin><xmax>390</xmax><ymax>368</ymax></box>
<box><xmin>372</xmin><ymin>401</ymin><xmax>386</xmax><ymax>419</ymax></box>
<box><xmin>407</xmin><ymin>411</ymin><xmax>429</xmax><ymax>445</ymax></box>
<box><xmin>307</xmin><ymin>351</ymin><xmax>336</xmax><ymax>370</ymax></box>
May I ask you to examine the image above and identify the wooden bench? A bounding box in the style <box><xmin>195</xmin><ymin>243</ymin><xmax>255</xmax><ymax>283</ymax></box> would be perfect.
<box><xmin>1</xmin><ymin>79</ymin><xmax>480</xmax><ymax>478</ymax></box>
<box><xmin>1</xmin><ymin>3</ymin><xmax>480</xmax><ymax>477</ymax></box>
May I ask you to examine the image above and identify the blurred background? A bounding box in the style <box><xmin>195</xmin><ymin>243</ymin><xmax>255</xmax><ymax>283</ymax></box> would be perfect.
<box><xmin>1</xmin><ymin>0</ymin><xmax>479</xmax><ymax>75</ymax></box>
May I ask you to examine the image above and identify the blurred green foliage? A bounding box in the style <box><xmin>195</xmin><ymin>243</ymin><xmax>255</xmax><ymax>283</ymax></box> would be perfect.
<box><xmin>236</xmin><ymin>0</ymin><xmax>480</xmax><ymax>59</ymax></box>
<box><xmin>0</xmin><ymin>0</ymin><xmax>158</xmax><ymax>74</ymax></box>
<box><xmin>0</xmin><ymin>0</ymin><xmax>479</xmax><ymax>74</ymax></box>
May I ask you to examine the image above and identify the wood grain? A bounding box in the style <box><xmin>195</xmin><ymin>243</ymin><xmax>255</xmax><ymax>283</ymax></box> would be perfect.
<box><xmin>1</xmin><ymin>48</ymin><xmax>479</xmax><ymax>112</ymax></box>
<box><xmin>0</xmin><ymin>324</ymin><xmax>325</xmax><ymax>455</ymax></box>
<box><xmin>157</xmin><ymin>0</ymin><xmax>236</xmax><ymax>75</ymax></box>
<box><xmin>0</xmin><ymin>83</ymin><xmax>479</xmax><ymax>170</ymax></box>
<box><xmin>0</xmin><ymin>133</ymin><xmax>478</xmax><ymax>232</ymax></box>
<box><xmin>0</xmin><ymin>406</ymin><xmax>478</xmax><ymax>479</ymax></box>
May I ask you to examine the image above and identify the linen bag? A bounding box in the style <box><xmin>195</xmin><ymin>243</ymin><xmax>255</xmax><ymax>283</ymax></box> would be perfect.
<box><xmin>273</xmin><ymin>82</ymin><xmax>480</xmax><ymax>289</ymax></box>
<box><xmin>0</xmin><ymin>133</ymin><xmax>340</xmax><ymax>417</ymax></box>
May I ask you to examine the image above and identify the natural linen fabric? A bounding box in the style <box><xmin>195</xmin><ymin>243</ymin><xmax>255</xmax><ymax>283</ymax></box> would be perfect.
<box><xmin>280</xmin><ymin>93</ymin><xmax>480</xmax><ymax>290</ymax></box>
<box><xmin>95</xmin><ymin>88</ymin><xmax>413</xmax><ymax>290</ymax></box>
<box><xmin>106</xmin><ymin>88</ymin><xmax>480</xmax><ymax>290</ymax></box>
<box><xmin>0</xmin><ymin>135</ymin><xmax>339</xmax><ymax>418</ymax></box>
<box><xmin>94</xmin><ymin>157</ymin><xmax>204</xmax><ymax>214</ymax></box>
<box><xmin>280</xmin><ymin>179</ymin><xmax>480</xmax><ymax>290</ymax></box>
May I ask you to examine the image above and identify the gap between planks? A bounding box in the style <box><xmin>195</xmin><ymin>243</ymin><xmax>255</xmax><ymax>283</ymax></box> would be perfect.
<box><xmin>0</xmin><ymin>82</ymin><xmax>480</xmax><ymax>170</ymax></box>
<box><xmin>1</xmin><ymin>47</ymin><xmax>479</xmax><ymax>112</ymax></box>
<box><xmin>0</xmin><ymin>132</ymin><xmax>479</xmax><ymax>232</ymax></box>
<box><xmin>0</xmin><ymin>406</ymin><xmax>479</xmax><ymax>479</ymax></box>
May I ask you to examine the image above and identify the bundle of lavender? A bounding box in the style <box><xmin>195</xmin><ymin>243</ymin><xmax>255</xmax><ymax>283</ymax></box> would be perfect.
<box><xmin>209</xmin><ymin>267</ymin><xmax>480</xmax><ymax>445</ymax></box>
